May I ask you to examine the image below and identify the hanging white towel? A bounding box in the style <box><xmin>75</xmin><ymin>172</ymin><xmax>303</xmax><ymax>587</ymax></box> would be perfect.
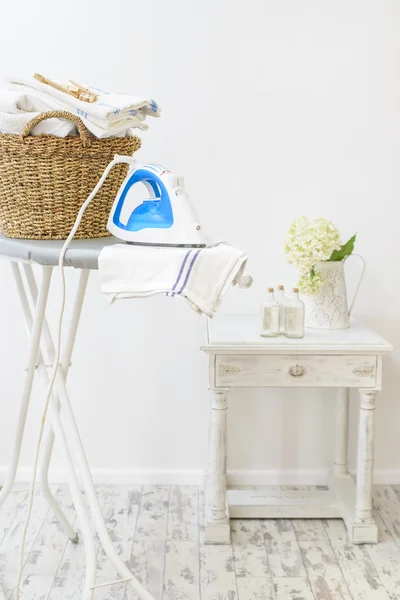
<box><xmin>98</xmin><ymin>242</ymin><xmax>251</xmax><ymax>318</ymax></box>
<box><xmin>5</xmin><ymin>75</ymin><xmax>160</xmax><ymax>138</ymax></box>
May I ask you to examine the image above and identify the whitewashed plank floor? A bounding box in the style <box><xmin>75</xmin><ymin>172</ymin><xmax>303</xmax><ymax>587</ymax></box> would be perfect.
<box><xmin>1</xmin><ymin>485</ymin><xmax>400</xmax><ymax>599</ymax></box>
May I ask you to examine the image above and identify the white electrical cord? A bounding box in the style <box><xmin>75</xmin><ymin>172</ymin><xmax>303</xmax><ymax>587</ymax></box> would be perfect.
<box><xmin>15</xmin><ymin>154</ymin><xmax>134</xmax><ymax>599</ymax></box>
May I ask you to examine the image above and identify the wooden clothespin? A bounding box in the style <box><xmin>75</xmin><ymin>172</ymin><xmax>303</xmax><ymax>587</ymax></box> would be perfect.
<box><xmin>34</xmin><ymin>74</ymin><xmax>98</xmax><ymax>103</ymax></box>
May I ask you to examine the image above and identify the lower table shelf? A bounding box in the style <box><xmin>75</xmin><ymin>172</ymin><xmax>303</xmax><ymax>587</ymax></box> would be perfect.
<box><xmin>205</xmin><ymin>474</ymin><xmax>379</xmax><ymax>545</ymax></box>
<box><xmin>228</xmin><ymin>486</ymin><xmax>342</xmax><ymax>519</ymax></box>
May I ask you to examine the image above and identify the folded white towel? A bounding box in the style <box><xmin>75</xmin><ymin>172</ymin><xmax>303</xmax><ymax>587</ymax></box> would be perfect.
<box><xmin>0</xmin><ymin>89</ymin><xmax>78</xmax><ymax>135</ymax></box>
<box><xmin>0</xmin><ymin>110</ymin><xmax>77</xmax><ymax>136</ymax></box>
<box><xmin>0</xmin><ymin>89</ymin><xmax>43</xmax><ymax>113</ymax></box>
<box><xmin>98</xmin><ymin>242</ymin><xmax>250</xmax><ymax>318</ymax></box>
<box><xmin>5</xmin><ymin>75</ymin><xmax>161</xmax><ymax>138</ymax></box>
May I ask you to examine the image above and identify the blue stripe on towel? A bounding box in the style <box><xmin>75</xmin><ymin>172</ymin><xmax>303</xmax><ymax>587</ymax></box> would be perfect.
<box><xmin>167</xmin><ymin>249</ymin><xmax>192</xmax><ymax>297</ymax></box>
<box><xmin>97</xmin><ymin>102</ymin><xmax>119</xmax><ymax>112</ymax></box>
<box><xmin>177</xmin><ymin>248</ymin><xmax>202</xmax><ymax>295</ymax></box>
<box><xmin>167</xmin><ymin>244</ymin><xmax>226</xmax><ymax>297</ymax></box>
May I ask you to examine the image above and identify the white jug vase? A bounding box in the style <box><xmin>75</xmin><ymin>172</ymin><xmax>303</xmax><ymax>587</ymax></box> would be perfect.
<box><xmin>303</xmin><ymin>255</ymin><xmax>366</xmax><ymax>329</ymax></box>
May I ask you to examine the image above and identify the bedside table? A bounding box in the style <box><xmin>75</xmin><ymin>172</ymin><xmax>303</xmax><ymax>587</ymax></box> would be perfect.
<box><xmin>201</xmin><ymin>315</ymin><xmax>392</xmax><ymax>545</ymax></box>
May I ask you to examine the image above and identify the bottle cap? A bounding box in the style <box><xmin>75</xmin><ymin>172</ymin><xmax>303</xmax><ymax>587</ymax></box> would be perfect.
<box><xmin>267</xmin><ymin>287</ymin><xmax>274</xmax><ymax>292</ymax></box>
<box><xmin>278</xmin><ymin>285</ymin><xmax>284</xmax><ymax>290</ymax></box>
<box><xmin>293</xmin><ymin>287</ymin><xmax>299</xmax><ymax>293</ymax></box>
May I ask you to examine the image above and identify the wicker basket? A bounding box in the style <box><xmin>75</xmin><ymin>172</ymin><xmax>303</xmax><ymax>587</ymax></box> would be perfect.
<box><xmin>0</xmin><ymin>110</ymin><xmax>141</xmax><ymax>239</ymax></box>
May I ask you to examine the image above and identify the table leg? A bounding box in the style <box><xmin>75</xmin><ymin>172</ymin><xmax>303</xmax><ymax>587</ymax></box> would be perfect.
<box><xmin>351</xmin><ymin>388</ymin><xmax>378</xmax><ymax>543</ymax></box>
<box><xmin>333</xmin><ymin>388</ymin><xmax>349</xmax><ymax>476</ymax></box>
<box><xmin>205</xmin><ymin>387</ymin><xmax>230</xmax><ymax>544</ymax></box>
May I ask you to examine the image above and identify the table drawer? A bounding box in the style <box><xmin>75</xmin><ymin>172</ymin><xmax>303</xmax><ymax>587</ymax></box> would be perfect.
<box><xmin>215</xmin><ymin>354</ymin><xmax>377</xmax><ymax>387</ymax></box>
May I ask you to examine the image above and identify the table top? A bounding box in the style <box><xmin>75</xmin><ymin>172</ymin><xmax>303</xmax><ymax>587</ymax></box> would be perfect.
<box><xmin>202</xmin><ymin>314</ymin><xmax>393</xmax><ymax>355</ymax></box>
<box><xmin>0</xmin><ymin>233</ymin><xmax>118</xmax><ymax>269</ymax></box>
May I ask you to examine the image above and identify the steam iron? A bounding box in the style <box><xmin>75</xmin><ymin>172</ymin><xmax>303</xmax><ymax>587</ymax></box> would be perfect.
<box><xmin>107</xmin><ymin>161</ymin><xmax>206</xmax><ymax>247</ymax></box>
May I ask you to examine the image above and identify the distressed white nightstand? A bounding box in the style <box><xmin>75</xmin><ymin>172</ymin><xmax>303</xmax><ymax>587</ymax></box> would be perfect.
<box><xmin>201</xmin><ymin>315</ymin><xmax>392</xmax><ymax>545</ymax></box>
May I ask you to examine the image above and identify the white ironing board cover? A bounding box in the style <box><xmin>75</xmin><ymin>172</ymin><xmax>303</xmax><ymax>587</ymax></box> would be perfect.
<box><xmin>0</xmin><ymin>233</ymin><xmax>118</xmax><ymax>269</ymax></box>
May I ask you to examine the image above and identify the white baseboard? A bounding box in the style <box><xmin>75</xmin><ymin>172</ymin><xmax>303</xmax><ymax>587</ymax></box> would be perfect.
<box><xmin>1</xmin><ymin>466</ymin><xmax>399</xmax><ymax>486</ymax></box>
<box><xmin>367</xmin><ymin>469</ymin><xmax>400</xmax><ymax>485</ymax></box>
<box><xmin>0</xmin><ymin>467</ymin><xmax>204</xmax><ymax>486</ymax></box>
<box><xmin>229</xmin><ymin>468</ymin><xmax>400</xmax><ymax>486</ymax></box>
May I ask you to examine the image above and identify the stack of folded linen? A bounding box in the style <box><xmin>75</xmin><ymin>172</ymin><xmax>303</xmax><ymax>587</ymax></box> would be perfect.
<box><xmin>0</xmin><ymin>89</ymin><xmax>77</xmax><ymax>136</ymax></box>
<box><xmin>0</xmin><ymin>74</ymin><xmax>161</xmax><ymax>138</ymax></box>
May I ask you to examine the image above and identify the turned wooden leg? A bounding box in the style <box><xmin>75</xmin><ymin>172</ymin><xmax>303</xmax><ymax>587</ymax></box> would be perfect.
<box><xmin>210</xmin><ymin>389</ymin><xmax>228</xmax><ymax>521</ymax></box>
<box><xmin>205</xmin><ymin>387</ymin><xmax>230</xmax><ymax>544</ymax></box>
<box><xmin>350</xmin><ymin>388</ymin><xmax>378</xmax><ymax>543</ymax></box>
<box><xmin>356</xmin><ymin>389</ymin><xmax>376</xmax><ymax>520</ymax></box>
<box><xmin>333</xmin><ymin>388</ymin><xmax>350</xmax><ymax>476</ymax></box>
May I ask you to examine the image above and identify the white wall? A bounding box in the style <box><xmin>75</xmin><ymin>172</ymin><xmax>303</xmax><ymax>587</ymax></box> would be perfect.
<box><xmin>0</xmin><ymin>0</ymin><xmax>399</xmax><ymax>484</ymax></box>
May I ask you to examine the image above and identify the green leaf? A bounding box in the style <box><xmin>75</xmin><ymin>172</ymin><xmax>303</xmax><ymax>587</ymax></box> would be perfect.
<box><xmin>329</xmin><ymin>234</ymin><xmax>356</xmax><ymax>262</ymax></box>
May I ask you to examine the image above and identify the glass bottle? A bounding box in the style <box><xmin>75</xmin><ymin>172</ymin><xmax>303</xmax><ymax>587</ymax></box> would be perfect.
<box><xmin>261</xmin><ymin>287</ymin><xmax>280</xmax><ymax>337</ymax></box>
<box><xmin>285</xmin><ymin>287</ymin><xmax>305</xmax><ymax>338</ymax></box>
<box><xmin>275</xmin><ymin>284</ymin><xmax>290</xmax><ymax>335</ymax></box>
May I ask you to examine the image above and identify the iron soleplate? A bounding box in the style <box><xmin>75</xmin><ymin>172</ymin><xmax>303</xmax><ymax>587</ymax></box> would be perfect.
<box><xmin>125</xmin><ymin>241</ymin><xmax>207</xmax><ymax>248</ymax></box>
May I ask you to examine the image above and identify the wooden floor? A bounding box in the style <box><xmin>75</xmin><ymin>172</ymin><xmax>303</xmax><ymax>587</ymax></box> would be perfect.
<box><xmin>1</xmin><ymin>484</ymin><xmax>400</xmax><ymax>599</ymax></box>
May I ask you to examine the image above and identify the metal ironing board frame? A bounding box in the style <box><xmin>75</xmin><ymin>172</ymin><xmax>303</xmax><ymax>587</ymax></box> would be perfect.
<box><xmin>0</xmin><ymin>236</ymin><xmax>154</xmax><ymax>600</ymax></box>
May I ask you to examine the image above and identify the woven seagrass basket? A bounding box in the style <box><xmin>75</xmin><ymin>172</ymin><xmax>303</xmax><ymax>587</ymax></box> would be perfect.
<box><xmin>0</xmin><ymin>110</ymin><xmax>141</xmax><ymax>239</ymax></box>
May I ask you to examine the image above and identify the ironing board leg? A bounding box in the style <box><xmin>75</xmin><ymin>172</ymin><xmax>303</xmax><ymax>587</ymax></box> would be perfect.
<box><xmin>22</xmin><ymin>266</ymin><xmax>90</xmax><ymax>376</ymax></box>
<box><xmin>59</xmin><ymin>269</ymin><xmax>90</xmax><ymax>373</ymax></box>
<box><xmin>12</xmin><ymin>264</ymin><xmax>96</xmax><ymax>596</ymax></box>
<box><xmin>10</xmin><ymin>263</ymin><xmax>78</xmax><ymax>542</ymax></box>
<box><xmin>39</xmin><ymin>418</ymin><xmax>79</xmax><ymax>542</ymax></box>
<box><xmin>3</xmin><ymin>263</ymin><xmax>154</xmax><ymax>600</ymax></box>
<box><xmin>0</xmin><ymin>265</ymin><xmax>52</xmax><ymax>507</ymax></box>
<box><xmin>21</xmin><ymin>265</ymin><xmax>154</xmax><ymax>600</ymax></box>
<box><xmin>22</xmin><ymin>265</ymin><xmax>90</xmax><ymax>543</ymax></box>
<box><xmin>53</xmin><ymin>374</ymin><xmax>155</xmax><ymax>600</ymax></box>
<box><xmin>39</xmin><ymin>363</ymin><xmax>97</xmax><ymax>598</ymax></box>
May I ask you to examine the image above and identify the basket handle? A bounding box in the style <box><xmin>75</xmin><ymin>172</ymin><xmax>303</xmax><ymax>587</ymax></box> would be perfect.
<box><xmin>20</xmin><ymin>110</ymin><xmax>92</xmax><ymax>147</ymax></box>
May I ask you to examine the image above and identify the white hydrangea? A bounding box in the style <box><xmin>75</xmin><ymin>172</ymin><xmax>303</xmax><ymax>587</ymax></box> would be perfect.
<box><xmin>284</xmin><ymin>217</ymin><xmax>341</xmax><ymax>294</ymax></box>
<box><xmin>298</xmin><ymin>271</ymin><xmax>324</xmax><ymax>295</ymax></box>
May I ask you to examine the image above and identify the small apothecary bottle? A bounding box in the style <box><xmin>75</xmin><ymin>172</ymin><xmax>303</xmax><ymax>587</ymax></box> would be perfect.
<box><xmin>261</xmin><ymin>287</ymin><xmax>280</xmax><ymax>337</ymax></box>
<box><xmin>285</xmin><ymin>287</ymin><xmax>305</xmax><ymax>338</ymax></box>
<box><xmin>275</xmin><ymin>284</ymin><xmax>289</xmax><ymax>335</ymax></box>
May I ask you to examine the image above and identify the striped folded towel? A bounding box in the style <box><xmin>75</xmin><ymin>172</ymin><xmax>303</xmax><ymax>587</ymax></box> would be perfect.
<box><xmin>98</xmin><ymin>242</ymin><xmax>251</xmax><ymax>318</ymax></box>
<box><xmin>4</xmin><ymin>75</ymin><xmax>161</xmax><ymax>138</ymax></box>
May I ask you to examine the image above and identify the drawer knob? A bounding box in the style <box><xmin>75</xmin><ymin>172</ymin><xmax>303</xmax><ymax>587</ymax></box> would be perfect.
<box><xmin>352</xmin><ymin>365</ymin><xmax>375</xmax><ymax>377</ymax></box>
<box><xmin>289</xmin><ymin>364</ymin><xmax>306</xmax><ymax>377</ymax></box>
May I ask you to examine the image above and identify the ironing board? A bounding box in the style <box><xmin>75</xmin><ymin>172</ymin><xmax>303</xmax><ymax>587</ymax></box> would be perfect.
<box><xmin>0</xmin><ymin>233</ymin><xmax>154</xmax><ymax>600</ymax></box>
<box><xmin>0</xmin><ymin>233</ymin><xmax>118</xmax><ymax>268</ymax></box>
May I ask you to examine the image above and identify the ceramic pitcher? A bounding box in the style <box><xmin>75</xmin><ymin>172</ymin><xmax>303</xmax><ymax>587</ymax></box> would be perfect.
<box><xmin>303</xmin><ymin>255</ymin><xmax>366</xmax><ymax>329</ymax></box>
